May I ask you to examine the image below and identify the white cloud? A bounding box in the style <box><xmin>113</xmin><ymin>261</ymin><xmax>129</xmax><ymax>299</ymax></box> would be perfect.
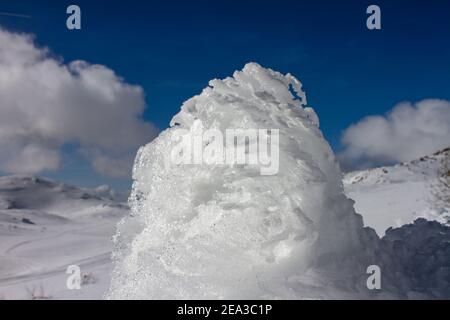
<box><xmin>0</xmin><ymin>28</ymin><xmax>158</xmax><ymax>177</ymax></box>
<box><xmin>339</xmin><ymin>99</ymin><xmax>450</xmax><ymax>170</ymax></box>
<box><xmin>81</xmin><ymin>148</ymin><xmax>136</xmax><ymax>179</ymax></box>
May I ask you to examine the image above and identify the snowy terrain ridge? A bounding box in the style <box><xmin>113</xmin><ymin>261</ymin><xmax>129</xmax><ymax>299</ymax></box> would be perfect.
<box><xmin>0</xmin><ymin>175</ymin><xmax>127</xmax><ymax>299</ymax></box>
<box><xmin>344</xmin><ymin>148</ymin><xmax>450</xmax><ymax>235</ymax></box>
<box><xmin>107</xmin><ymin>63</ymin><xmax>381</xmax><ymax>299</ymax></box>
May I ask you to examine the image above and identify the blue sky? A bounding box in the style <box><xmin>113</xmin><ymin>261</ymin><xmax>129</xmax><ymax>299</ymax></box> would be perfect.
<box><xmin>1</xmin><ymin>0</ymin><xmax>450</xmax><ymax>189</ymax></box>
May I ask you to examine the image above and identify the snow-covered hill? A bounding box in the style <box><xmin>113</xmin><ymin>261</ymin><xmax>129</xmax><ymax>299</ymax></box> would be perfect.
<box><xmin>344</xmin><ymin>148</ymin><xmax>450</xmax><ymax>236</ymax></box>
<box><xmin>0</xmin><ymin>175</ymin><xmax>128</xmax><ymax>299</ymax></box>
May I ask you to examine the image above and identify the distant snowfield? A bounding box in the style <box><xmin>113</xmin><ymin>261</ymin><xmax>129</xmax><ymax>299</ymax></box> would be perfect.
<box><xmin>343</xmin><ymin>148</ymin><xmax>450</xmax><ymax>236</ymax></box>
<box><xmin>0</xmin><ymin>176</ymin><xmax>127</xmax><ymax>299</ymax></box>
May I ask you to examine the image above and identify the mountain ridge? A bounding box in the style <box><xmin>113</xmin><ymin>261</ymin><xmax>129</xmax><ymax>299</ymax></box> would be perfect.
<box><xmin>344</xmin><ymin>147</ymin><xmax>450</xmax><ymax>235</ymax></box>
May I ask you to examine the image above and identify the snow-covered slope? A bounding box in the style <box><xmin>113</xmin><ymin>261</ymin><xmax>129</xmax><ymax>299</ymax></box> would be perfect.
<box><xmin>344</xmin><ymin>148</ymin><xmax>450</xmax><ymax>236</ymax></box>
<box><xmin>0</xmin><ymin>175</ymin><xmax>128</xmax><ymax>299</ymax></box>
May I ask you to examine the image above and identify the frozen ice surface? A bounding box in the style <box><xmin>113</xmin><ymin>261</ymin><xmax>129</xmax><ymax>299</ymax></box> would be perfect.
<box><xmin>380</xmin><ymin>218</ymin><xmax>450</xmax><ymax>299</ymax></box>
<box><xmin>107</xmin><ymin>63</ymin><xmax>379</xmax><ymax>299</ymax></box>
<box><xmin>107</xmin><ymin>63</ymin><xmax>450</xmax><ymax>299</ymax></box>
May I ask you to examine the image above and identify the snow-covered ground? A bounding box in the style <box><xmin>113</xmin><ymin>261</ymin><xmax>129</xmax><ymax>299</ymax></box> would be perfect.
<box><xmin>0</xmin><ymin>152</ymin><xmax>448</xmax><ymax>299</ymax></box>
<box><xmin>344</xmin><ymin>148</ymin><xmax>450</xmax><ymax>236</ymax></box>
<box><xmin>0</xmin><ymin>175</ymin><xmax>128</xmax><ymax>299</ymax></box>
<box><xmin>0</xmin><ymin>63</ymin><xmax>448</xmax><ymax>299</ymax></box>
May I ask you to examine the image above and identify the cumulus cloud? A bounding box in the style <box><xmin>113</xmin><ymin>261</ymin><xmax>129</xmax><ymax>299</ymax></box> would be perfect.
<box><xmin>339</xmin><ymin>99</ymin><xmax>450</xmax><ymax>170</ymax></box>
<box><xmin>0</xmin><ymin>28</ymin><xmax>158</xmax><ymax>177</ymax></box>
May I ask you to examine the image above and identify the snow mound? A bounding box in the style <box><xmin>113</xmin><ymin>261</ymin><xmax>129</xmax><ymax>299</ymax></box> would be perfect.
<box><xmin>107</xmin><ymin>63</ymin><xmax>377</xmax><ymax>299</ymax></box>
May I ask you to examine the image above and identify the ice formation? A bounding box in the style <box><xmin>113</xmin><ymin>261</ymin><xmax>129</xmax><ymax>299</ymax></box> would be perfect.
<box><xmin>381</xmin><ymin>219</ymin><xmax>450</xmax><ymax>299</ymax></box>
<box><xmin>107</xmin><ymin>63</ymin><xmax>450</xmax><ymax>299</ymax></box>
<box><xmin>107</xmin><ymin>63</ymin><xmax>381</xmax><ymax>299</ymax></box>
